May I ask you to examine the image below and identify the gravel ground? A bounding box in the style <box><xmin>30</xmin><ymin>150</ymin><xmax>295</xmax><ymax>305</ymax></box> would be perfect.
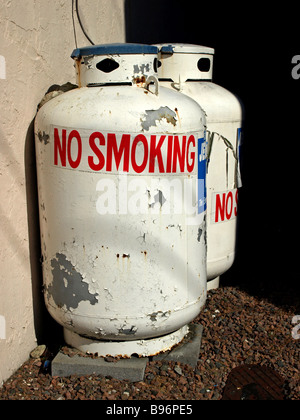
<box><xmin>0</xmin><ymin>285</ymin><xmax>299</xmax><ymax>401</ymax></box>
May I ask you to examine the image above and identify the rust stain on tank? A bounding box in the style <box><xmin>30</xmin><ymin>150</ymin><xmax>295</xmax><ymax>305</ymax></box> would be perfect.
<box><xmin>133</xmin><ymin>75</ymin><xmax>146</xmax><ymax>86</ymax></box>
<box><xmin>75</xmin><ymin>58</ymin><xmax>82</xmax><ymax>88</ymax></box>
<box><xmin>174</xmin><ymin>107</ymin><xmax>181</xmax><ymax>127</ymax></box>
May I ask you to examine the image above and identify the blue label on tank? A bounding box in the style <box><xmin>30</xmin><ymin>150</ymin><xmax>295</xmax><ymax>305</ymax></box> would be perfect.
<box><xmin>198</xmin><ymin>136</ymin><xmax>207</xmax><ymax>214</ymax></box>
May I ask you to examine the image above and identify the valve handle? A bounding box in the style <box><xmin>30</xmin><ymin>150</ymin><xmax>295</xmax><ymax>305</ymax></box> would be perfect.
<box><xmin>146</xmin><ymin>75</ymin><xmax>159</xmax><ymax>96</ymax></box>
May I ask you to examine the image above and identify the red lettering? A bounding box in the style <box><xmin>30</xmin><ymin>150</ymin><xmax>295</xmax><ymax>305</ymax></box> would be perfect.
<box><xmin>54</xmin><ymin>129</ymin><xmax>199</xmax><ymax>174</ymax></box>
<box><xmin>166</xmin><ymin>135</ymin><xmax>173</xmax><ymax>173</ymax></box>
<box><xmin>172</xmin><ymin>135</ymin><xmax>186</xmax><ymax>172</ymax></box>
<box><xmin>225</xmin><ymin>191</ymin><xmax>233</xmax><ymax>219</ymax></box>
<box><xmin>131</xmin><ymin>134</ymin><xmax>148</xmax><ymax>173</ymax></box>
<box><xmin>54</xmin><ymin>128</ymin><xmax>67</xmax><ymax>166</ymax></box>
<box><xmin>215</xmin><ymin>190</ymin><xmax>238</xmax><ymax>222</ymax></box>
<box><xmin>106</xmin><ymin>133</ymin><xmax>130</xmax><ymax>172</ymax></box>
<box><xmin>186</xmin><ymin>135</ymin><xmax>195</xmax><ymax>172</ymax></box>
<box><xmin>215</xmin><ymin>193</ymin><xmax>226</xmax><ymax>222</ymax></box>
<box><xmin>149</xmin><ymin>135</ymin><xmax>165</xmax><ymax>173</ymax></box>
<box><xmin>67</xmin><ymin>130</ymin><xmax>82</xmax><ymax>169</ymax></box>
<box><xmin>88</xmin><ymin>132</ymin><xmax>105</xmax><ymax>171</ymax></box>
<box><xmin>234</xmin><ymin>189</ymin><xmax>238</xmax><ymax>216</ymax></box>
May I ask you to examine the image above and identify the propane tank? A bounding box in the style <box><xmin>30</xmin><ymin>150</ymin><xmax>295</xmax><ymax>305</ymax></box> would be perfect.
<box><xmin>156</xmin><ymin>43</ymin><xmax>243</xmax><ymax>290</ymax></box>
<box><xmin>34</xmin><ymin>43</ymin><xmax>207</xmax><ymax>357</ymax></box>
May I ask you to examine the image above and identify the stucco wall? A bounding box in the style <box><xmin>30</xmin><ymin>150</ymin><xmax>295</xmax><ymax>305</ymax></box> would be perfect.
<box><xmin>0</xmin><ymin>0</ymin><xmax>125</xmax><ymax>386</ymax></box>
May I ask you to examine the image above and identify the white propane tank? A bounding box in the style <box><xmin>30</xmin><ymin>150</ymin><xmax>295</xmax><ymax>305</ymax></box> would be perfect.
<box><xmin>156</xmin><ymin>43</ymin><xmax>243</xmax><ymax>290</ymax></box>
<box><xmin>34</xmin><ymin>43</ymin><xmax>207</xmax><ymax>357</ymax></box>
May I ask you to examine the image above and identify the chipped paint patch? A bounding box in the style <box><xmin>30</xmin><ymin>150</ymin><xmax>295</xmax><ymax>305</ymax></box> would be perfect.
<box><xmin>48</xmin><ymin>253</ymin><xmax>98</xmax><ymax>310</ymax></box>
<box><xmin>148</xmin><ymin>310</ymin><xmax>171</xmax><ymax>322</ymax></box>
<box><xmin>0</xmin><ymin>315</ymin><xmax>6</xmax><ymax>340</ymax></box>
<box><xmin>149</xmin><ymin>189</ymin><xmax>166</xmax><ymax>209</ymax></box>
<box><xmin>133</xmin><ymin>63</ymin><xmax>150</xmax><ymax>74</ymax></box>
<box><xmin>118</xmin><ymin>325</ymin><xmax>138</xmax><ymax>335</ymax></box>
<box><xmin>37</xmin><ymin>130</ymin><xmax>50</xmax><ymax>145</ymax></box>
<box><xmin>141</xmin><ymin>106</ymin><xmax>177</xmax><ymax>131</ymax></box>
<box><xmin>197</xmin><ymin>227</ymin><xmax>203</xmax><ymax>242</ymax></box>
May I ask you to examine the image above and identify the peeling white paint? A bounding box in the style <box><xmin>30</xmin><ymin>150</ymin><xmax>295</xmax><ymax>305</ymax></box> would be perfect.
<box><xmin>141</xmin><ymin>106</ymin><xmax>177</xmax><ymax>131</ymax></box>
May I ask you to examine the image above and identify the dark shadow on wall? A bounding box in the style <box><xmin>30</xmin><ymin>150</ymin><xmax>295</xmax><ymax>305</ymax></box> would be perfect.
<box><xmin>124</xmin><ymin>0</ymin><xmax>246</xmax><ymax>94</ymax></box>
<box><xmin>124</xmin><ymin>0</ymin><xmax>252</xmax><ymax>292</ymax></box>
<box><xmin>125</xmin><ymin>0</ymin><xmax>300</xmax><ymax>309</ymax></box>
<box><xmin>24</xmin><ymin>118</ymin><xmax>63</xmax><ymax>347</ymax></box>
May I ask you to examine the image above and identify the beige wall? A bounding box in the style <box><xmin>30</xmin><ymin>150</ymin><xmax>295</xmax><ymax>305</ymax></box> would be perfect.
<box><xmin>0</xmin><ymin>0</ymin><xmax>126</xmax><ymax>386</ymax></box>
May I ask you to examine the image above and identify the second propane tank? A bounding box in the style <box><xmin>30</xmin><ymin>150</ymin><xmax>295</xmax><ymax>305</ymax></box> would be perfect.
<box><xmin>156</xmin><ymin>43</ymin><xmax>243</xmax><ymax>289</ymax></box>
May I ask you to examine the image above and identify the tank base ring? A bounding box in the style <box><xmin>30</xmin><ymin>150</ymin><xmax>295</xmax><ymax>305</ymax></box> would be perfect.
<box><xmin>63</xmin><ymin>325</ymin><xmax>189</xmax><ymax>358</ymax></box>
<box><xmin>207</xmin><ymin>276</ymin><xmax>220</xmax><ymax>291</ymax></box>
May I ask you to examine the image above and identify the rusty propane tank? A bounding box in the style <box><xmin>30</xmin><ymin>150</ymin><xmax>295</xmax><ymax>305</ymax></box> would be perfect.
<box><xmin>35</xmin><ymin>43</ymin><xmax>207</xmax><ymax>356</ymax></box>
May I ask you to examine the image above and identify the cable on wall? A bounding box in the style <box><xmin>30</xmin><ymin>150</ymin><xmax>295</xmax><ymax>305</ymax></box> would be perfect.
<box><xmin>74</xmin><ymin>0</ymin><xmax>95</xmax><ymax>46</ymax></box>
<box><xmin>72</xmin><ymin>0</ymin><xmax>78</xmax><ymax>48</ymax></box>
